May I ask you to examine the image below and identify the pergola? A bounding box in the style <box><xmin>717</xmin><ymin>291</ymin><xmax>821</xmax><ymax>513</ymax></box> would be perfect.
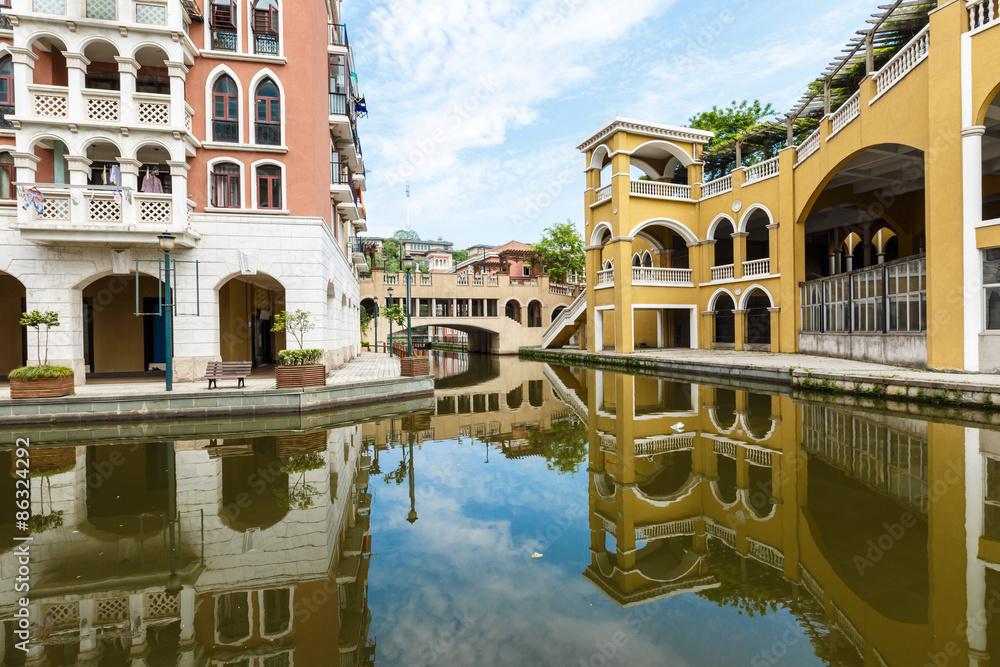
<box><xmin>702</xmin><ymin>0</ymin><xmax>936</xmax><ymax>175</ymax></box>
<box><xmin>475</xmin><ymin>248</ymin><xmax>544</xmax><ymax>274</ymax></box>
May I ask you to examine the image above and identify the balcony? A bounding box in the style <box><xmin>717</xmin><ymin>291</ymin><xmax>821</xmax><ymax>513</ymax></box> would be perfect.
<box><xmin>629</xmin><ymin>179</ymin><xmax>692</xmax><ymax>201</ymax></box>
<box><xmin>26</xmin><ymin>86</ymin><xmax>174</xmax><ymax>128</ymax></box>
<box><xmin>742</xmin><ymin>258</ymin><xmax>770</xmax><ymax>277</ymax></box>
<box><xmin>330</xmin><ymin>92</ymin><xmax>348</xmax><ymax>117</ymax></box>
<box><xmin>632</xmin><ymin>267</ymin><xmax>693</xmax><ymax>286</ymax></box>
<box><xmin>329</xmin><ymin>23</ymin><xmax>349</xmax><ymax>48</ymax></box>
<box><xmin>212</xmin><ymin>28</ymin><xmax>237</xmax><ymax>52</ymax></box>
<box><xmin>711</xmin><ymin>264</ymin><xmax>734</xmax><ymax>281</ymax></box>
<box><xmin>253</xmin><ymin>30</ymin><xmax>279</xmax><ymax>56</ymax></box>
<box><xmin>11</xmin><ymin>183</ymin><xmax>198</xmax><ymax>247</ymax></box>
<box><xmin>348</xmin><ymin>237</ymin><xmax>367</xmax><ymax>267</ymax></box>
<box><xmin>596</xmin><ymin>268</ymin><xmax>614</xmax><ymax>289</ymax></box>
<box><xmin>212</xmin><ymin>119</ymin><xmax>238</xmax><ymax>143</ymax></box>
<box><xmin>255</xmin><ymin>123</ymin><xmax>281</xmax><ymax>146</ymax></box>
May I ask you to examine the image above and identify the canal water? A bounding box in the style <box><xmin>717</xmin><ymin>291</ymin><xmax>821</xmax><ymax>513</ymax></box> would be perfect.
<box><xmin>0</xmin><ymin>351</ymin><xmax>992</xmax><ymax>666</ymax></box>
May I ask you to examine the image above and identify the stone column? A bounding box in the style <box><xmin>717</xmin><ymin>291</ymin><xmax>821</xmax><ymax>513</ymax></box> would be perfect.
<box><xmin>65</xmin><ymin>155</ymin><xmax>92</xmax><ymax>224</ymax></box>
<box><xmin>165</xmin><ymin>61</ymin><xmax>188</xmax><ymax>129</ymax></box>
<box><xmin>116</xmin><ymin>57</ymin><xmax>138</xmax><ymax>126</ymax></box>
<box><xmin>62</xmin><ymin>52</ymin><xmax>90</xmax><ymax>120</ymax></box>
<box><xmin>768</xmin><ymin>307</ymin><xmax>781</xmax><ymax>352</ymax></box>
<box><xmin>166</xmin><ymin>160</ymin><xmax>190</xmax><ymax>227</ymax></box>
<box><xmin>766</xmin><ymin>223</ymin><xmax>779</xmax><ymax>274</ymax></box>
<box><xmin>733</xmin><ymin>309</ymin><xmax>747</xmax><ymax>351</ymax></box>
<box><xmin>8</xmin><ymin>47</ymin><xmax>37</xmax><ymax>122</ymax></box>
<box><xmin>11</xmin><ymin>152</ymin><xmax>39</xmax><ymax>225</ymax></box>
<box><xmin>963</xmin><ymin>125</ymin><xmax>986</xmax><ymax>372</ymax></box>
<box><xmin>702</xmin><ymin>239</ymin><xmax>716</xmax><ymax>282</ymax></box>
<box><xmin>732</xmin><ymin>231</ymin><xmax>749</xmax><ymax>279</ymax></box>
<box><xmin>117</xmin><ymin>157</ymin><xmax>140</xmax><ymax>224</ymax></box>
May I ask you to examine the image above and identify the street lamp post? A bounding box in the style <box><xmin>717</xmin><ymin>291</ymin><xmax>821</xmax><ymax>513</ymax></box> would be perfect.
<box><xmin>403</xmin><ymin>255</ymin><xmax>414</xmax><ymax>357</ymax></box>
<box><xmin>406</xmin><ymin>431</ymin><xmax>418</xmax><ymax>524</ymax></box>
<box><xmin>157</xmin><ymin>231</ymin><xmax>176</xmax><ymax>392</ymax></box>
<box><xmin>387</xmin><ymin>286</ymin><xmax>394</xmax><ymax>357</ymax></box>
<box><xmin>373</xmin><ymin>302</ymin><xmax>378</xmax><ymax>353</ymax></box>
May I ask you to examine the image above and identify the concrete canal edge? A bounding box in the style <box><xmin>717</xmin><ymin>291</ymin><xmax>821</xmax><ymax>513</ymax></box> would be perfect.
<box><xmin>520</xmin><ymin>347</ymin><xmax>1000</xmax><ymax>415</ymax></box>
<box><xmin>0</xmin><ymin>375</ymin><xmax>436</xmax><ymax>426</ymax></box>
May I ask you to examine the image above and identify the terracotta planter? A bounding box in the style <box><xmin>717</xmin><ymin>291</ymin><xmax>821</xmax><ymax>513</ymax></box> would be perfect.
<box><xmin>9</xmin><ymin>376</ymin><xmax>75</xmax><ymax>399</ymax></box>
<box><xmin>275</xmin><ymin>364</ymin><xmax>326</xmax><ymax>389</ymax></box>
<box><xmin>400</xmin><ymin>356</ymin><xmax>429</xmax><ymax>377</ymax></box>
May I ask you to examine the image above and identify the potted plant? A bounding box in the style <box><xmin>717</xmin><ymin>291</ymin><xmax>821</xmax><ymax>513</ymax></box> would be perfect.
<box><xmin>271</xmin><ymin>310</ymin><xmax>326</xmax><ymax>389</ymax></box>
<box><xmin>9</xmin><ymin>310</ymin><xmax>74</xmax><ymax>399</ymax></box>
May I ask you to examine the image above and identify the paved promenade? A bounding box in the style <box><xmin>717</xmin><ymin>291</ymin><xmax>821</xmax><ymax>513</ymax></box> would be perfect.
<box><xmin>0</xmin><ymin>352</ymin><xmax>401</xmax><ymax>400</ymax></box>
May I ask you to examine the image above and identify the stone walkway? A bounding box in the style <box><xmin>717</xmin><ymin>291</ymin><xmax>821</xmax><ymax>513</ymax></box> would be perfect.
<box><xmin>0</xmin><ymin>352</ymin><xmax>401</xmax><ymax>400</ymax></box>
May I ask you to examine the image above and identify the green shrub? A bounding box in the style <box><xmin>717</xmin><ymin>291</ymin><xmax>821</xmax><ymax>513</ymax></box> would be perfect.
<box><xmin>8</xmin><ymin>365</ymin><xmax>74</xmax><ymax>380</ymax></box>
<box><xmin>277</xmin><ymin>349</ymin><xmax>324</xmax><ymax>366</ymax></box>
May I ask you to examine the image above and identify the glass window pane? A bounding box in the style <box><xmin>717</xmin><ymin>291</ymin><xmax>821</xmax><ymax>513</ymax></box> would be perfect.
<box><xmin>214</xmin><ymin>97</ymin><xmax>224</xmax><ymax>118</ymax></box>
<box><xmin>985</xmin><ymin>249</ymin><xmax>1000</xmax><ymax>285</ymax></box>
<box><xmin>271</xmin><ymin>100</ymin><xmax>279</xmax><ymax>121</ymax></box>
<box><xmin>987</xmin><ymin>287</ymin><xmax>1000</xmax><ymax>331</ymax></box>
<box><xmin>271</xmin><ymin>178</ymin><xmax>281</xmax><ymax>208</ymax></box>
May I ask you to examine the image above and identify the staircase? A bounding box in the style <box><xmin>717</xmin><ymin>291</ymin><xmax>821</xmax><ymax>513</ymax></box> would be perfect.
<box><xmin>542</xmin><ymin>290</ymin><xmax>587</xmax><ymax>349</ymax></box>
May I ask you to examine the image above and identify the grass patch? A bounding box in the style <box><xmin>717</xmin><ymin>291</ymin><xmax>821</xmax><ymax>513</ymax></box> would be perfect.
<box><xmin>8</xmin><ymin>365</ymin><xmax>73</xmax><ymax>380</ymax></box>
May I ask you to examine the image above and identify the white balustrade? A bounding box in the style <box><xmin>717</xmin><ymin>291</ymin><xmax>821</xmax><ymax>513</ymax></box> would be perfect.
<box><xmin>631</xmin><ymin>266</ymin><xmax>693</xmax><ymax>285</ymax></box>
<box><xmin>600</xmin><ymin>515</ymin><xmax>616</xmax><ymax>536</ymax></box>
<box><xmin>829</xmin><ymin>90</ymin><xmax>861</xmax><ymax>138</ymax></box>
<box><xmin>706</xmin><ymin>520</ymin><xmax>736</xmax><ymax>547</ymax></box>
<box><xmin>599</xmin><ymin>434</ymin><xmax>616</xmax><ymax>454</ymax></box>
<box><xmin>745</xmin><ymin>447</ymin><xmax>773</xmax><ymax>467</ymax></box>
<box><xmin>635</xmin><ymin>434</ymin><xmax>695</xmax><ymax>456</ymax></box>
<box><xmin>86</xmin><ymin>194</ymin><xmax>122</xmax><ymax>223</ymax></box>
<box><xmin>800</xmin><ymin>565</ymin><xmax>824</xmax><ymax>605</ymax></box>
<box><xmin>742</xmin><ymin>258</ymin><xmax>770</xmax><ymax>277</ymax></box>
<box><xmin>136</xmin><ymin>194</ymin><xmax>171</xmax><ymax>224</ymax></box>
<box><xmin>36</xmin><ymin>190</ymin><xmax>70</xmax><ymax>221</ymax></box>
<box><xmin>713</xmin><ymin>440</ymin><xmax>737</xmax><ymax>459</ymax></box>
<box><xmin>711</xmin><ymin>264</ymin><xmax>735</xmax><ymax>281</ymax></box>
<box><xmin>873</xmin><ymin>26</ymin><xmax>929</xmax><ymax>97</ymax></box>
<box><xmin>596</xmin><ymin>268</ymin><xmax>614</xmax><ymax>287</ymax></box>
<box><xmin>636</xmin><ymin>519</ymin><xmax>695</xmax><ymax>541</ymax></box>
<box><xmin>487</xmin><ymin>275</ymin><xmax>498</xmax><ymax>286</ymax></box>
<box><xmin>30</xmin><ymin>85</ymin><xmax>69</xmax><ymax>118</ymax></box>
<box><xmin>747</xmin><ymin>538</ymin><xmax>784</xmax><ymax>571</ymax></box>
<box><xmin>744</xmin><ymin>156</ymin><xmax>779</xmax><ymax>184</ymax></box>
<box><xmin>630</xmin><ymin>179</ymin><xmax>692</xmax><ymax>200</ymax></box>
<box><xmin>83</xmin><ymin>89</ymin><xmax>120</xmax><ymax>122</ymax></box>
<box><xmin>419</xmin><ymin>274</ymin><xmax>432</xmax><ymax>286</ymax></box>
<box><xmin>969</xmin><ymin>0</ymin><xmax>999</xmax><ymax>31</ymax></box>
<box><xmin>384</xmin><ymin>273</ymin><xmax>399</xmax><ymax>285</ymax></box>
<box><xmin>833</xmin><ymin>604</ymin><xmax>865</xmax><ymax>653</ymax></box>
<box><xmin>796</xmin><ymin>127</ymin><xmax>822</xmax><ymax>164</ymax></box>
<box><xmin>457</xmin><ymin>273</ymin><xmax>469</xmax><ymax>286</ymax></box>
<box><xmin>702</xmin><ymin>174</ymin><xmax>732</xmax><ymax>199</ymax></box>
<box><xmin>595</xmin><ymin>184</ymin><xmax>612</xmax><ymax>204</ymax></box>
<box><xmin>549</xmin><ymin>283</ymin><xmax>573</xmax><ymax>296</ymax></box>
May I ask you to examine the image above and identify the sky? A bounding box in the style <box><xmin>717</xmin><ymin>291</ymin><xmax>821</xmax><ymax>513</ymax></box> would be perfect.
<box><xmin>342</xmin><ymin>0</ymin><xmax>879</xmax><ymax>249</ymax></box>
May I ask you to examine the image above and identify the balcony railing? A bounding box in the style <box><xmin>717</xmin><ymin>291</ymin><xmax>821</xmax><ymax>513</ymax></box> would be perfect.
<box><xmin>873</xmin><ymin>25</ymin><xmax>929</xmax><ymax>97</ymax></box>
<box><xmin>330</xmin><ymin>92</ymin><xmax>348</xmax><ymax>116</ymax></box>
<box><xmin>332</xmin><ymin>161</ymin><xmax>351</xmax><ymax>185</ymax></box>
<box><xmin>83</xmin><ymin>89</ymin><xmax>120</xmax><ymax>123</ymax></box>
<box><xmin>135</xmin><ymin>94</ymin><xmax>170</xmax><ymax>125</ymax></box>
<box><xmin>711</xmin><ymin>264</ymin><xmax>734</xmax><ymax>281</ymax></box>
<box><xmin>30</xmin><ymin>85</ymin><xmax>68</xmax><ymax>118</ymax></box>
<box><xmin>212</xmin><ymin>29</ymin><xmax>237</xmax><ymax>52</ymax></box>
<box><xmin>549</xmin><ymin>283</ymin><xmax>573</xmax><ymax>296</ymax></box>
<box><xmin>254</xmin><ymin>31</ymin><xmax>279</xmax><ymax>56</ymax></box>
<box><xmin>0</xmin><ymin>104</ymin><xmax>12</xmax><ymax>129</ymax></box>
<box><xmin>255</xmin><ymin>123</ymin><xmax>281</xmax><ymax>146</ymax></box>
<box><xmin>969</xmin><ymin>0</ymin><xmax>999</xmax><ymax>31</ymax></box>
<box><xmin>744</xmin><ymin>156</ymin><xmax>779</xmax><ymax>184</ymax></box>
<box><xmin>630</xmin><ymin>179</ymin><xmax>691</xmax><ymax>200</ymax></box>
<box><xmin>632</xmin><ymin>267</ymin><xmax>693</xmax><ymax>285</ymax></box>
<box><xmin>596</xmin><ymin>268</ymin><xmax>614</xmax><ymax>287</ymax></box>
<box><xmin>702</xmin><ymin>174</ymin><xmax>732</xmax><ymax>199</ymax></box>
<box><xmin>829</xmin><ymin>90</ymin><xmax>861</xmax><ymax>138</ymax></box>
<box><xmin>742</xmin><ymin>258</ymin><xmax>770</xmax><ymax>277</ymax></box>
<box><xmin>329</xmin><ymin>23</ymin><xmax>349</xmax><ymax>47</ymax></box>
<box><xmin>796</xmin><ymin>127</ymin><xmax>822</xmax><ymax>164</ymax></box>
<box><xmin>800</xmin><ymin>255</ymin><xmax>926</xmax><ymax>334</ymax></box>
<box><xmin>212</xmin><ymin>119</ymin><xmax>238</xmax><ymax>143</ymax></box>
<box><xmin>595</xmin><ymin>184</ymin><xmax>612</xmax><ymax>204</ymax></box>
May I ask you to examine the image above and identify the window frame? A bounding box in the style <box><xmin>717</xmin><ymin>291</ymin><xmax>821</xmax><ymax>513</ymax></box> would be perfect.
<box><xmin>254</xmin><ymin>79</ymin><xmax>281</xmax><ymax>145</ymax></box>
<box><xmin>985</xmin><ymin>247</ymin><xmax>1000</xmax><ymax>332</ymax></box>
<box><xmin>254</xmin><ymin>163</ymin><xmax>283</xmax><ymax>210</ymax></box>
<box><xmin>0</xmin><ymin>55</ymin><xmax>13</xmax><ymax>108</ymax></box>
<box><xmin>210</xmin><ymin>160</ymin><xmax>242</xmax><ymax>209</ymax></box>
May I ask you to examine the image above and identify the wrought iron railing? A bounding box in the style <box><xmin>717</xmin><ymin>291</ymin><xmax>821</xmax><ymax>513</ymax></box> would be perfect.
<box><xmin>212</xmin><ymin>119</ymin><xmax>238</xmax><ymax>142</ymax></box>
<box><xmin>330</xmin><ymin>92</ymin><xmax>348</xmax><ymax>116</ymax></box>
<box><xmin>255</xmin><ymin>123</ymin><xmax>281</xmax><ymax>146</ymax></box>
<box><xmin>212</xmin><ymin>29</ymin><xmax>237</xmax><ymax>52</ymax></box>
<box><xmin>254</xmin><ymin>31</ymin><xmax>279</xmax><ymax>55</ymax></box>
<box><xmin>329</xmin><ymin>23</ymin><xmax>349</xmax><ymax>47</ymax></box>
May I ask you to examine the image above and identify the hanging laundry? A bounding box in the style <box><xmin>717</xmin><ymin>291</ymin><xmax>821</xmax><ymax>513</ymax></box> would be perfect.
<box><xmin>113</xmin><ymin>189</ymin><xmax>122</xmax><ymax>205</ymax></box>
<box><xmin>110</xmin><ymin>164</ymin><xmax>121</xmax><ymax>187</ymax></box>
<box><xmin>101</xmin><ymin>165</ymin><xmax>107</xmax><ymax>186</ymax></box>
<box><xmin>140</xmin><ymin>167</ymin><xmax>164</xmax><ymax>194</ymax></box>
<box><xmin>22</xmin><ymin>187</ymin><xmax>44</xmax><ymax>213</ymax></box>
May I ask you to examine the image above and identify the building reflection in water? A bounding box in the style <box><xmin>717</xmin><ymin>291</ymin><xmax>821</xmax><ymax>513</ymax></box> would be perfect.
<box><xmin>0</xmin><ymin>424</ymin><xmax>376</xmax><ymax>666</ymax></box>
<box><xmin>544</xmin><ymin>364</ymin><xmax>981</xmax><ymax>667</ymax></box>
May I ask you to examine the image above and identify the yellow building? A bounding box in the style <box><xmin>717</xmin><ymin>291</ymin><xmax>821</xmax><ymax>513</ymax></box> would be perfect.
<box><xmin>545</xmin><ymin>0</ymin><xmax>1000</xmax><ymax>372</ymax></box>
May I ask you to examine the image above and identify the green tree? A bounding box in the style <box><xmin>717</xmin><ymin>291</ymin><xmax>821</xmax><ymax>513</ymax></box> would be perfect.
<box><xmin>20</xmin><ymin>310</ymin><xmax>60</xmax><ymax>366</ymax></box>
<box><xmin>271</xmin><ymin>310</ymin><xmax>315</xmax><ymax>350</ymax></box>
<box><xmin>392</xmin><ymin>229</ymin><xmax>420</xmax><ymax>241</ymax></box>
<box><xmin>689</xmin><ymin>100</ymin><xmax>777</xmax><ymax>179</ymax></box>
<box><xmin>534</xmin><ymin>220</ymin><xmax>584</xmax><ymax>285</ymax></box>
<box><xmin>527</xmin><ymin>418</ymin><xmax>589</xmax><ymax>476</ymax></box>
<box><xmin>382</xmin><ymin>239</ymin><xmax>401</xmax><ymax>273</ymax></box>
<box><xmin>452</xmin><ymin>249</ymin><xmax>470</xmax><ymax>264</ymax></box>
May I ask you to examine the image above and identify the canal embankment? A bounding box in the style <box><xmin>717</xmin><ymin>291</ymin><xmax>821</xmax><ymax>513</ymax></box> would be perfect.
<box><xmin>0</xmin><ymin>352</ymin><xmax>434</xmax><ymax>427</ymax></box>
<box><xmin>522</xmin><ymin>347</ymin><xmax>1000</xmax><ymax>414</ymax></box>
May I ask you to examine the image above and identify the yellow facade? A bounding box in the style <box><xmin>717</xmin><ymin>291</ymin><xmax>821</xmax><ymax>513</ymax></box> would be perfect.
<box><xmin>566</xmin><ymin>1</ymin><xmax>1000</xmax><ymax>372</ymax></box>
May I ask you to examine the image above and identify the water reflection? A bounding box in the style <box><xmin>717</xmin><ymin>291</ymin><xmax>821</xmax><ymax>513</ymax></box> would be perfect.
<box><xmin>3</xmin><ymin>354</ymin><xmax>1000</xmax><ymax>666</ymax></box>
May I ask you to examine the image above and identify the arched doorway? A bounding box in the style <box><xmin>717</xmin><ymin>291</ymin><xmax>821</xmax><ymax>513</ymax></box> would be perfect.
<box><xmin>743</xmin><ymin>209</ymin><xmax>771</xmax><ymax>274</ymax></box>
<box><xmin>504</xmin><ymin>299</ymin><xmax>521</xmax><ymax>324</ymax></box>
<box><xmin>744</xmin><ymin>288</ymin><xmax>773</xmax><ymax>350</ymax></box>
<box><xmin>712</xmin><ymin>293</ymin><xmax>736</xmax><ymax>347</ymax></box>
<box><xmin>0</xmin><ymin>272</ymin><xmax>25</xmax><ymax>377</ymax></box>
<box><xmin>551</xmin><ymin>305</ymin><xmax>566</xmax><ymax>324</ymax></box>
<box><xmin>711</xmin><ymin>218</ymin><xmax>735</xmax><ymax>271</ymax></box>
<box><xmin>87</xmin><ymin>443</ymin><xmax>171</xmax><ymax>536</ymax></box>
<box><xmin>82</xmin><ymin>273</ymin><xmax>167</xmax><ymax>375</ymax></box>
<box><xmin>218</xmin><ymin>274</ymin><xmax>286</xmax><ymax>367</ymax></box>
<box><xmin>220</xmin><ymin>438</ymin><xmax>289</xmax><ymax>532</ymax></box>
<box><xmin>526</xmin><ymin>300</ymin><xmax>542</xmax><ymax>328</ymax></box>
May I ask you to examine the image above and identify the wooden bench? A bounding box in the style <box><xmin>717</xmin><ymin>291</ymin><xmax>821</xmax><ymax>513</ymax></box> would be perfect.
<box><xmin>203</xmin><ymin>361</ymin><xmax>252</xmax><ymax>389</ymax></box>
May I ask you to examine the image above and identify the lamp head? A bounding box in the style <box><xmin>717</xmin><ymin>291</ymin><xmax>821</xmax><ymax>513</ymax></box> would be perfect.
<box><xmin>165</xmin><ymin>573</ymin><xmax>182</xmax><ymax>596</ymax></box>
<box><xmin>403</xmin><ymin>255</ymin><xmax>414</xmax><ymax>271</ymax></box>
<box><xmin>157</xmin><ymin>231</ymin><xmax>176</xmax><ymax>252</ymax></box>
<box><xmin>387</xmin><ymin>287</ymin><xmax>394</xmax><ymax>297</ymax></box>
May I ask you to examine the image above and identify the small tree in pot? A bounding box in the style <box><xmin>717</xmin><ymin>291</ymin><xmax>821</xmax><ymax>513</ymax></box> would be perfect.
<box><xmin>9</xmin><ymin>310</ymin><xmax>75</xmax><ymax>399</ymax></box>
<box><xmin>271</xmin><ymin>310</ymin><xmax>326</xmax><ymax>389</ymax></box>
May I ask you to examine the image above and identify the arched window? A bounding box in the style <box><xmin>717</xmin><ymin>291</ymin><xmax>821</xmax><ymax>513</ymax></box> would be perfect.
<box><xmin>256</xmin><ymin>164</ymin><xmax>281</xmax><ymax>209</ymax></box>
<box><xmin>252</xmin><ymin>0</ymin><xmax>279</xmax><ymax>55</ymax></box>
<box><xmin>632</xmin><ymin>253</ymin><xmax>641</xmax><ymax>267</ymax></box>
<box><xmin>0</xmin><ymin>56</ymin><xmax>11</xmax><ymax>129</ymax></box>
<box><xmin>255</xmin><ymin>79</ymin><xmax>280</xmax><ymax>145</ymax></box>
<box><xmin>212</xmin><ymin>75</ymin><xmax>239</xmax><ymax>142</ymax></box>
<box><xmin>211</xmin><ymin>162</ymin><xmax>241</xmax><ymax>208</ymax></box>
<box><xmin>642</xmin><ymin>251</ymin><xmax>653</xmax><ymax>268</ymax></box>
<box><xmin>210</xmin><ymin>0</ymin><xmax>238</xmax><ymax>52</ymax></box>
<box><xmin>0</xmin><ymin>152</ymin><xmax>12</xmax><ymax>200</ymax></box>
